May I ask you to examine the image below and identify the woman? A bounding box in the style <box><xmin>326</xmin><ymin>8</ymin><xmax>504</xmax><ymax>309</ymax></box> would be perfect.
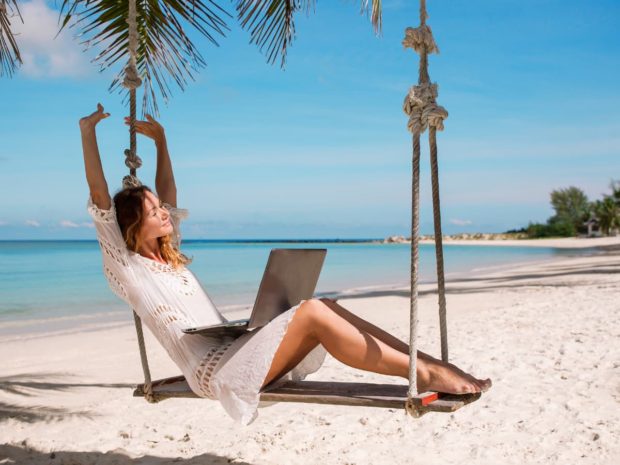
<box><xmin>80</xmin><ymin>103</ymin><xmax>491</xmax><ymax>425</ymax></box>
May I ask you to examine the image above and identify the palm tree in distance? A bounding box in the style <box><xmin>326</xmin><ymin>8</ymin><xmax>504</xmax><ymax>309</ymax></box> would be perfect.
<box><xmin>594</xmin><ymin>197</ymin><xmax>620</xmax><ymax>236</ymax></box>
<box><xmin>47</xmin><ymin>0</ymin><xmax>381</xmax><ymax>116</ymax></box>
<box><xmin>611</xmin><ymin>180</ymin><xmax>620</xmax><ymax>205</ymax></box>
<box><xmin>0</xmin><ymin>0</ymin><xmax>22</xmax><ymax>77</ymax></box>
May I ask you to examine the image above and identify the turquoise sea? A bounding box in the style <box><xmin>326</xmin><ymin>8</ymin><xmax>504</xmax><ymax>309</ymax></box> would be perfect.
<box><xmin>0</xmin><ymin>240</ymin><xmax>592</xmax><ymax>336</ymax></box>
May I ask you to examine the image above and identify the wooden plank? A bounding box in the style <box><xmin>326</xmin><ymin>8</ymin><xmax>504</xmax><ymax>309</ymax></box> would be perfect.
<box><xmin>263</xmin><ymin>381</ymin><xmax>409</xmax><ymax>397</ymax></box>
<box><xmin>133</xmin><ymin>376</ymin><xmax>197</xmax><ymax>399</ymax></box>
<box><xmin>261</xmin><ymin>381</ymin><xmax>408</xmax><ymax>408</ymax></box>
<box><xmin>133</xmin><ymin>377</ymin><xmax>482</xmax><ymax>413</ymax></box>
<box><xmin>423</xmin><ymin>393</ymin><xmax>481</xmax><ymax>413</ymax></box>
<box><xmin>423</xmin><ymin>399</ymin><xmax>463</xmax><ymax>412</ymax></box>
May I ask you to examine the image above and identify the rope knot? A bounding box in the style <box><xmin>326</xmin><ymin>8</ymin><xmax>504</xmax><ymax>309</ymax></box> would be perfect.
<box><xmin>403</xmin><ymin>83</ymin><xmax>448</xmax><ymax>133</ymax></box>
<box><xmin>143</xmin><ymin>383</ymin><xmax>158</xmax><ymax>403</ymax></box>
<box><xmin>122</xmin><ymin>149</ymin><xmax>142</xmax><ymax>189</ymax></box>
<box><xmin>123</xmin><ymin>63</ymin><xmax>142</xmax><ymax>90</ymax></box>
<box><xmin>405</xmin><ymin>398</ymin><xmax>424</xmax><ymax>418</ymax></box>
<box><xmin>122</xmin><ymin>175</ymin><xmax>142</xmax><ymax>189</ymax></box>
<box><xmin>402</xmin><ymin>25</ymin><xmax>439</xmax><ymax>55</ymax></box>
<box><xmin>122</xmin><ymin>0</ymin><xmax>142</xmax><ymax>90</ymax></box>
<box><xmin>124</xmin><ymin>148</ymin><xmax>142</xmax><ymax>170</ymax></box>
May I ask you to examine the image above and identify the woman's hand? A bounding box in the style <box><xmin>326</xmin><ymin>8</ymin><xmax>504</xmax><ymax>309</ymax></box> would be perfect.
<box><xmin>79</xmin><ymin>103</ymin><xmax>110</xmax><ymax>131</ymax></box>
<box><xmin>124</xmin><ymin>114</ymin><xmax>165</xmax><ymax>145</ymax></box>
<box><xmin>129</xmin><ymin>114</ymin><xmax>175</xmax><ymax>206</ymax></box>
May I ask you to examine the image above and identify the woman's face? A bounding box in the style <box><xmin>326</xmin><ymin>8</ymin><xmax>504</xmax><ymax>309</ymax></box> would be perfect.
<box><xmin>139</xmin><ymin>190</ymin><xmax>174</xmax><ymax>242</ymax></box>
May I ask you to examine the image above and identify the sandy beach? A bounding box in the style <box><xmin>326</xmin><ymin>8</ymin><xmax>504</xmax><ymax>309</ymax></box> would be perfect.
<box><xmin>422</xmin><ymin>236</ymin><xmax>620</xmax><ymax>249</ymax></box>
<box><xmin>2</xmin><ymin>0</ymin><xmax>618</xmax><ymax>462</ymax></box>
<box><xmin>1</xmin><ymin>242</ymin><xmax>619</xmax><ymax>465</ymax></box>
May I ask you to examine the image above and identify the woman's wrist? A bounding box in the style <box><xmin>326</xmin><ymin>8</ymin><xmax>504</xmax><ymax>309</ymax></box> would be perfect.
<box><xmin>155</xmin><ymin>132</ymin><xmax>167</xmax><ymax>148</ymax></box>
<box><xmin>79</xmin><ymin>120</ymin><xmax>97</xmax><ymax>133</ymax></box>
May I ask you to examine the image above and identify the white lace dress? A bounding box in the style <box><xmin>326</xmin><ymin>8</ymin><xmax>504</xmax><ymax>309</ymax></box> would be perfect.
<box><xmin>87</xmin><ymin>197</ymin><xmax>327</xmax><ymax>425</ymax></box>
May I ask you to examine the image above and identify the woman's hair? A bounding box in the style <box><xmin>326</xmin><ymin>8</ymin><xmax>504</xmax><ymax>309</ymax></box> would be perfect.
<box><xmin>113</xmin><ymin>185</ymin><xmax>190</xmax><ymax>269</ymax></box>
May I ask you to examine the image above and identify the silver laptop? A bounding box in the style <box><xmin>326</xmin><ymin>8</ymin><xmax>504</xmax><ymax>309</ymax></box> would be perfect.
<box><xmin>183</xmin><ymin>248</ymin><xmax>327</xmax><ymax>337</ymax></box>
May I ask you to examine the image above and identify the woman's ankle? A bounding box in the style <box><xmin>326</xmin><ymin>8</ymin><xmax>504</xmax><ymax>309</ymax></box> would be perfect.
<box><xmin>414</xmin><ymin>358</ymin><xmax>432</xmax><ymax>391</ymax></box>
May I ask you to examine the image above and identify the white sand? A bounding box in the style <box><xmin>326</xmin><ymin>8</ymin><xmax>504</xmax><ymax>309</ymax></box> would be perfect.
<box><xmin>421</xmin><ymin>236</ymin><xmax>620</xmax><ymax>249</ymax></box>
<box><xmin>1</xmin><ymin>249</ymin><xmax>619</xmax><ymax>464</ymax></box>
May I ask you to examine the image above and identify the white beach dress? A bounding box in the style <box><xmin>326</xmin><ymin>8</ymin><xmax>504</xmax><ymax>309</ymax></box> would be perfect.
<box><xmin>87</xmin><ymin>197</ymin><xmax>327</xmax><ymax>425</ymax></box>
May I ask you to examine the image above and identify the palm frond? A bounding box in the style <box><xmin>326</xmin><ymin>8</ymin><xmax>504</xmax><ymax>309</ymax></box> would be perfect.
<box><xmin>0</xmin><ymin>0</ymin><xmax>23</xmax><ymax>77</ymax></box>
<box><xmin>360</xmin><ymin>0</ymin><xmax>382</xmax><ymax>35</ymax></box>
<box><xmin>58</xmin><ymin>0</ymin><xmax>232</xmax><ymax>115</ymax></box>
<box><xmin>235</xmin><ymin>0</ymin><xmax>382</xmax><ymax>67</ymax></box>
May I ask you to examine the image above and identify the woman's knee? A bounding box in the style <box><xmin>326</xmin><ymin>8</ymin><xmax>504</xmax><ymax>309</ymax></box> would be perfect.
<box><xmin>297</xmin><ymin>298</ymin><xmax>332</xmax><ymax>328</ymax></box>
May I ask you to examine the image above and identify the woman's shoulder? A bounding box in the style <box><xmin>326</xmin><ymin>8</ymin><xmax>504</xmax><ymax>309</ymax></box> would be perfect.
<box><xmin>87</xmin><ymin>195</ymin><xmax>116</xmax><ymax>223</ymax></box>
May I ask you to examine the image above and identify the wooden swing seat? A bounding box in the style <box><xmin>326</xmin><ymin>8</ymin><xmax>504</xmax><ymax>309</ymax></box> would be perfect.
<box><xmin>134</xmin><ymin>375</ymin><xmax>481</xmax><ymax>415</ymax></box>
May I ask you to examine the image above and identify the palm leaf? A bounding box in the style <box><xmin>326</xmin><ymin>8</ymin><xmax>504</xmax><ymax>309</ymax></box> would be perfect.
<box><xmin>235</xmin><ymin>0</ymin><xmax>382</xmax><ymax>67</ymax></box>
<box><xmin>0</xmin><ymin>0</ymin><xmax>23</xmax><ymax>77</ymax></box>
<box><xmin>58</xmin><ymin>0</ymin><xmax>232</xmax><ymax>115</ymax></box>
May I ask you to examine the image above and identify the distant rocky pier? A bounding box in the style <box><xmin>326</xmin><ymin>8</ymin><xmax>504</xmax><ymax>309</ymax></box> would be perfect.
<box><xmin>381</xmin><ymin>232</ymin><xmax>528</xmax><ymax>244</ymax></box>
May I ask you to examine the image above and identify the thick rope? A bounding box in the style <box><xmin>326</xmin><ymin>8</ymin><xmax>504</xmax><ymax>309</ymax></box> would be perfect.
<box><xmin>122</xmin><ymin>0</ymin><xmax>142</xmax><ymax>190</ymax></box>
<box><xmin>402</xmin><ymin>0</ymin><xmax>439</xmax><ymax>56</ymax></box>
<box><xmin>122</xmin><ymin>0</ymin><xmax>151</xmax><ymax>401</ymax></box>
<box><xmin>122</xmin><ymin>89</ymin><xmax>143</xmax><ymax>189</ymax></box>
<box><xmin>429</xmin><ymin>127</ymin><xmax>449</xmax><ymax>362</ymax></box>
<box><xmin>406</xmin><ymin>132</ymin><xmax>421</xmax><ymax>413</ymax></box>
<box><xmin>403</xmin><ymin>83</ymin><xmax>447</xmax><ymax>134</ymax></box>
<box><xmin>133</xmin><ymin>310</ymin><xmax>156</xmax><ymax>402</ymax></box>
<box><xmin>123</xmin><ymin>0</ymin><xmax>141</xmax><ymax>91</ymax></box>
<box><xmin>403</xmin><ymin>0</ymin><xmax>450</xmax><ymax>415</ymax></box>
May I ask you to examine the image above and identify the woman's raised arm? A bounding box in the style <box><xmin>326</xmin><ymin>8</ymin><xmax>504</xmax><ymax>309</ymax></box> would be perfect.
<box><xmin>125</xmin><ymin>114</ymin><xmax>177</xmax><ymax>208</ymax></box>
<box><xmin>80</xmin><ymin>103</ymin><xmax>111</xmax><ymax>210</ymax></box>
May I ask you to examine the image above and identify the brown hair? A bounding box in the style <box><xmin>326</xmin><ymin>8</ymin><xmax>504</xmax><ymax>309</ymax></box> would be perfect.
<box><xmin>113</xmin><ymin>185</ymin><xmax>190</xmax><ymax>269</ymax></box>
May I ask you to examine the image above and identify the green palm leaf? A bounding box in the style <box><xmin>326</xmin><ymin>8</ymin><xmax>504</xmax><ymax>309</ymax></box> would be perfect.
<box><xmin>235</xmin><ymin>0</ymin><xmax>382</xmax><ymax>67</ymax></box>
<box><xmin>55</xmin><ymin>0</ymin><xmax>382</xmax><ymax>111</ymax></box>
<box><xmin>0</xmin><ymin>0</ymin><xmax>23</xmax><ymax>77</ymax></box>
<box><xmin>58</xmin><ymin>0</ymin><xmax>232</xmax><ymax>115</ymax></box>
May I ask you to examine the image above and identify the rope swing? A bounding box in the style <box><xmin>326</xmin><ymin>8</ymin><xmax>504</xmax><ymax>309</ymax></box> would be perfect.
<box><xmin>122</xmin><ymin>0</ymin><xmax>142</xmax><ymax>190</ymax></box>
<box><xmin>121</xmin><ymin>0</ymin><xmax>156</xmax><ymax>404</ymax></box>
<box><xmin>126</xmin><ymin>0</ymin><xmax>480</xmax><ymax>416</ymax></box>
<box><xmin>403</xmin><ymin>0</ymin><xmax>450</xmax><ymax>418</ymax></box>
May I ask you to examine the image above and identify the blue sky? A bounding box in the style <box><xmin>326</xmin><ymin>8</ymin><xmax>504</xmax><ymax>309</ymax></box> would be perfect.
<box><xmin>1</xmin><ymin>0</ymin><xmax>618</xmax><ymax>239</ymax></box>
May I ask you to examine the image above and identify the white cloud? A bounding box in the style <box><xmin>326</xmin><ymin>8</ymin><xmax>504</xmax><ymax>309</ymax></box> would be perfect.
<box><xmin>60</xmin><ymin>220</ymin><xmax>79</xmax><ymax>228</ymax></box>
<box><xmin>25</xmin><ymin>219</ymin><xmax>40</xmax><ymax>227</ymax></box>
<box><xmin>60</xmin><ymin>220</ymin><xmax>95</xmax><ymax>228</ymax></box>
<box><xmin>12</xmin><ymin>0</ymin><xmax>92</xmax><ymax>78</ymax></box>
<box><xmin>449</xmin><ymin>218</ymin><xmax>473</xmax><ymax>226</ymax></box>
<box><xmin>0</xmin><ymin>221</ymin><xmax>8</xmax><ymax>226</ymax></box>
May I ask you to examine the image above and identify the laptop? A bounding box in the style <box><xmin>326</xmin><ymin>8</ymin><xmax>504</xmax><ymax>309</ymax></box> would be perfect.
<box><xmin>182</xmin><ymin>248</ymin><xmax>327</xmax><ymax>337</ymax></box>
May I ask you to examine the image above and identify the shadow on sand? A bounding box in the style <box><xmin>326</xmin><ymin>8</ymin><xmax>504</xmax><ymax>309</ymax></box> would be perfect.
<box><xmin>331</xmin><ymin>260</ymin><xmax>620</xmax><ymax>301</ymax></box>
<box><xmin>0</xmin><ymin>400</ymin><xmax>95</xmax><ymax>424</ymax></box>
<box><xmin>0</xmin><ymin>372</ymin><xmax>132</xmax><ymax>423</ymax></box>
<box><xmin>0</xmin><ymin>443</ymin><xmax>254</xmax><ymax>465</ymax></box>
<box><xmin>0</xmin><ymin>372</ymin><xmax>133</xmax><ymax>397</ymax></box>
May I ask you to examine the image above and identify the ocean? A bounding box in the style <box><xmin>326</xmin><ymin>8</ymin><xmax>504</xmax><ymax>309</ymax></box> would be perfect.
<box><xmin>0</xmin><ymin>240</ymin><xmax>590</xmax><ymax>336</ymax></box>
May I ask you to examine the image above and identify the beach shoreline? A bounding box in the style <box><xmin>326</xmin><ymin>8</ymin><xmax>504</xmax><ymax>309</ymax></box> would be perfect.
<box><xmin>1</xmin><ymin>246</ymin><xmax>619</xmax><ymax>464</ymax></box>
<box><xmin>421</xmin><ymin>236</ymin><xmax>620</xmax><ymax>249</ymax></box>
<box><xmin>0</xmin><ymin>240</ymin><xmax>608</xmax><ymax>342</ymax></box>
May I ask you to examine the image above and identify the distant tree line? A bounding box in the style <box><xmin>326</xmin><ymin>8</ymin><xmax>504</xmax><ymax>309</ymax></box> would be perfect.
<box><xmin>511</xmin><ymin>182</ymin><xmax>620</xmax><ymax>238</ymax></box>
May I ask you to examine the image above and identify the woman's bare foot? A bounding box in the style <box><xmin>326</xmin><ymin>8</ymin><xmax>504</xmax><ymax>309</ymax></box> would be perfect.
<box><xmin>417</xmin><ymin>357</ymin><xmax>492</xmax><ymax>395</ymax></box>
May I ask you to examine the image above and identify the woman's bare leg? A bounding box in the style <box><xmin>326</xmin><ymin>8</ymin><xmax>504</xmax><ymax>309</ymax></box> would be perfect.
<box><xmin>319</xmin><ymin>299</ymin><xmax>485</xmax><ymax>388</ymax></box>
<box><xmin>261</xmin><ymin>299</ymin><xmax>491</xmax><ymax>394</ymax></box>
<box><xmin>320</xmin><ymin>298</ymin><xmax>425</xmax><ymax>357</ymax></box>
